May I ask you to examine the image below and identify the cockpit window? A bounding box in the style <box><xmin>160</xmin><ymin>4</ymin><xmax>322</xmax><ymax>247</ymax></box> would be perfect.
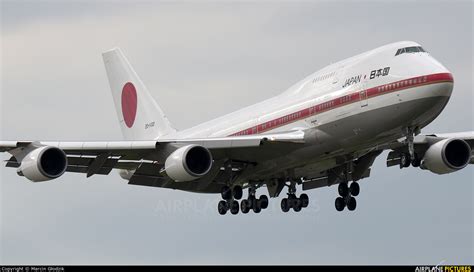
<box><xmin>395</xmin><ymin>46</ymin><xmax>427</xmax><ymax>56</ymax></box>
<box><xmin>405</xmin><ymin>46</ymin><xmax>419</xmax><ymax>53</ymax></box>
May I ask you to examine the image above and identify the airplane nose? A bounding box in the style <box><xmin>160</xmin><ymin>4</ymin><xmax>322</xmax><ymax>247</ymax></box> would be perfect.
<box><xmin>427</xmin><ymin>55</ymin><xmax>452</xmax><ymax>78</ymax></box>
<box><xmin>427</xmin><ymin>68</ymin><xmax>454</xmax><ymax>98</ymax></box>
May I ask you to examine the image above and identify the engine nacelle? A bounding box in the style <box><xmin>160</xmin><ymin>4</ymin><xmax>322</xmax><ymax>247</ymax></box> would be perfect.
<box><xmin>421</xmin><ymin>138</ymin><xmax>471</xmax><ymax>174</ymax></box>
<box><xmin>18</xmin><ymin>146</ymin><xmax>68</xmax><ymax>182</ymax></box>
<box><xmin>164</xmin><ymin>145</ymin><xmax>213</xmax><ymax>182</ymax></box>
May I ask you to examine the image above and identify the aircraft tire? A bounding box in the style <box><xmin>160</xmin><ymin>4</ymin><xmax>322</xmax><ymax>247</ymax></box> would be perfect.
<box><xmin>218</xmin><ymin>200</ymin><xmax>228</xmax><ymax>215</ymax></box>
<box><xmin>350</xmin><ymin>182</ymin><xmax>360</xmax><ymax>196</ymax></box>
<box><xmin>347</xmin><ymin>197</ymin><xmax>357</xmax><ymax>211</ymax></box>
<box><xmin>281</xmin><ymin>198</ymin><xmax>290</xmax><ymax>212</ymax></box>
<box><xmin>259</xmin><ymin>195</ymin><xmax>269</xmax><ymax>209</ymax></box>
<box><xmin>338</xmin><ymin>182</ymin><xmax>349</xmax><ymax>197</ymax></box>
<box><xmin>300</xmin><ymin>193</ymin><xmax>309</xmax><ymax>208</ymax></box>
<box><xmin>233</xmin><ymin>186</ymin><xmax>243</xmax><ymax>200</ymax></box>
<box><xmin>230</xmin><ymin>200</ymin><xmax>239</xmax><ymax>215</ymax></box>
<box><xmin>241</xmin><ymin>199</ymin><xmax>250</xmax><ymax>214</ymax></box>
<box><xmin>221</xmin><ymin>186</ymin><xmax>232</xmax><ymax>200</ymax></box>
<box><xmin>335</xmin><ymin>197</ymin><xmax>345</xmax><ymax>211</ymax></box>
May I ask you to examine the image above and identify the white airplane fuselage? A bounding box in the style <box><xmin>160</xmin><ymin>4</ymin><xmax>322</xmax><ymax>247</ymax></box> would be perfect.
<box><xmin>165</xmin><ymin>41</ymin><xmax>453</xmax><ymax>182</ymax></box>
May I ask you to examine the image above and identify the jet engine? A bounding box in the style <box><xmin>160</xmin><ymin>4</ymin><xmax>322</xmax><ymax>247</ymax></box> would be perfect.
<box><xmin>164</xmin><ymin>144</ymin><xmax>213</xmax><ymax>182</ymax></box>
<box><xmin>18</xmin><ymin>146</ymin><xmax>68</xmax><ymax>182</ymax></box>
<box><xmin>421</xmin><ymin>138</ymin><xmax>472</xmax><ymax>174</ymax></box>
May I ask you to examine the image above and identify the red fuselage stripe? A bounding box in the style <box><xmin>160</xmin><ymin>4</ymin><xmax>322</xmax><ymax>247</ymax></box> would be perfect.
<box><xmin>229</xmin><ymin>73</ymin><xmax>453</xmax><ymax>136</ymax></box>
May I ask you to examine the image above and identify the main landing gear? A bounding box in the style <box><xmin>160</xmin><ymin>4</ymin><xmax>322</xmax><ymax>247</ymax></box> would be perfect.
<box><xmin>217</xmin><ymin>185</ymin><xmax>269</xmax><ymax>215</ymax></box>
<box><xmin>218</xmin><ymin>185</ymin><xmax>242</xmax><ymax>215</ymax></box>
<box><xmin>218</xmin><ymin>179</ymin><xmax>310</xmax><ymax>215</ymax></box>
<box><xmin>280</xmin><ymin>181</ymin><xmax>309</xmax><ymax>213</ymax></box>
<box><xmin>240</xmin><ymin>186</ymin><xmax>268</xmax><ymax>214</ymax></box>
<box><xmin>335</xmin><ymin>181</ymin><xmax>359</xmax><ymax>212</ymax></box>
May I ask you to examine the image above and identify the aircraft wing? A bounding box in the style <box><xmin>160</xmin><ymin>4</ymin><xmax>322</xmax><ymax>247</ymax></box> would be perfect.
<box><xmin>1</xmin><ymin>130</ymin><xmax>305</xmax><ymax>186</ymax></box>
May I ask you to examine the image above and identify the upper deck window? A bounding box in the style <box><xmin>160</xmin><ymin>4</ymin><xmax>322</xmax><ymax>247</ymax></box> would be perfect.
<box><xmin>395</xmin><ymin>46</ymin><xmax>426</xmax><ymax>56</ymax></box>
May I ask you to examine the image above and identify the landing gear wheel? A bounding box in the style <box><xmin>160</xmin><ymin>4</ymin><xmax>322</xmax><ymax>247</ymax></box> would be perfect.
<box><xmin>247</xmin><ymin>196</ymin><xmax>255</xmax><ymax>209</ymax></box>
<box><xmin>230</xmin><ymin>200</ymin><xmax>239</xmax><ymax>215</ymax></box>
<box><xmin>338</xmin><ymin>182</ymin><xmax>349</xmax><ymax>197</ymax></box>
<box><xmin>240</xmin><ymin>199</ymin><xmax>250</xmax><ymax>214</ymax></box>
<box><xmin>293</xmin><ymin>199</ymin><xmax>302</xmax><ymax>212</ymax></box>
<box><xmin>259</xmin><ymin>195</ymin><xmax>269</xmax><ymax>209</ymax></box>
<box><xmin>241</xmin><ymin>199</ymin><xmax>251</xmax><ymax>214</ymax></box>
<box><xmin>350</xmin><ymin>182</ymin><xmax>360</xmax><ymax>196</ymax></box>
<box><xmin>300</xmin><ymin>193</ymin><xmax>309</xmax><ymax>208</ymax></box>
<box><xmin>220</xmin><ymin>186</ymin><xmax>232</xmax><ymax>200</ymax></box>
<box><xmin>335</xmin><ymin>197</ymin><xmax>345</xmax><ymax>211</ymax></box>
<box><xmin>218</xmin><ymin>200</ymin><xmax>228</xmax><ymax>215</ymax></box>
<box><xmin>281</xmin><ymin>198</ymin><xmax>290</xmax><ymax>212</ymax></box>
<box><xmin>411</xmin><ymin>154</ymin><xmax>421</xmax><ymax>167</ymax></box>
<box><xmin>253</xmin><ymin>200</ymin><xmax>262</xmax><ymax>213</ymax></box>
<box><xmin>400</xmin><ymin>153</ymin><xmax>411</xmax><ymax>168</ymax></box>
<box><xmin>287</xmin><ymin>195</ymin><xmax>298</xmax><ymax>209</ymax></box>
<box><xmin>347</xmin><ymin>197</ymin><xmax>357</xmax><ymax>211</ymax></box>
<box><xmin>233</xmin><ymin>186</ymin><xmax>243</xmax><ymax>200</ymax></box>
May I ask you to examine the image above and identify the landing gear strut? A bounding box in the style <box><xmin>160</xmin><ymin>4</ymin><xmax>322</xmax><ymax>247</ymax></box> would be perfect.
<box><xmin>280</xmin><ymin>181</ymin><xmax>309</xmax><ymax>212</ymax></box>
<box><xmin>400</xmin><ymin>126</ymin><xmax>422</xmax><ymax>168</ymax></box>
<box><xmin>405</xmin><ymin>127</ymin><xmax>416</xmax><ymax>161</ymax></box>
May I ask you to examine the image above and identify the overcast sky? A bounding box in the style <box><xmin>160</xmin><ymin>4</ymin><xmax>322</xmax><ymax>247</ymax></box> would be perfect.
<box><xmin>1</xmin><ymin>0</ymin><xmax>473</xmax><ymax>265</ymax></box>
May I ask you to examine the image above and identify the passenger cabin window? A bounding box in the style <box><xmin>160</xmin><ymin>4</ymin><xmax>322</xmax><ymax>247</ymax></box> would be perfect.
<box><xmin>395</xmin><ymin>46</ymin><xmax>426</xmax><ymax>56</ymax></box>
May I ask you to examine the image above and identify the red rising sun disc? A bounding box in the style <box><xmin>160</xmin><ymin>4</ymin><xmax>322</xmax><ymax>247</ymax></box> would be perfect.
<box><xmin>121</xmin><ymin>82</ymin><xmax>137</xmax><ymax>128</ymax></box>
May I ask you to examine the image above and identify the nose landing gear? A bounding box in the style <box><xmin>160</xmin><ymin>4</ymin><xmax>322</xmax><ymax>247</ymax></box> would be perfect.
<box><xmin>400</xmin><ymin>126</ymin><xmax>422</xmax><ymax>169</ymax></box>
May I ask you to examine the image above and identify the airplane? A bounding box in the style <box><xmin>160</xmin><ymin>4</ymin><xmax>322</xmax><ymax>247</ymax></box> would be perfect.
<box><xmin>1</xmin><ymin>41</ymin><xmax>473</xmax><ymax>215</ymax></box>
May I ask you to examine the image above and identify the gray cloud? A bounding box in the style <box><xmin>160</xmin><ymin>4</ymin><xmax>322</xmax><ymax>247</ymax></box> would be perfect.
<box><xmin>1</xmin><ymin>1</ymin><xmax>473</xmax><ymax>264</ymax></box>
